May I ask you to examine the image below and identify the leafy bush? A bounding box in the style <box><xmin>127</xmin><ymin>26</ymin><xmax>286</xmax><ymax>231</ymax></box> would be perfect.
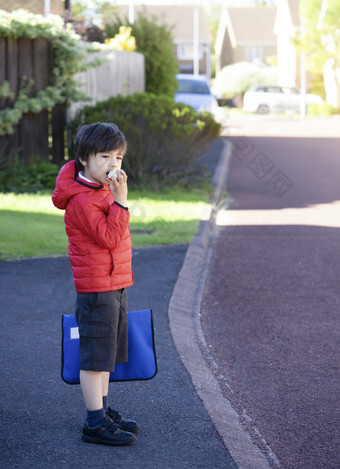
<box><xmin>69</xmin><ymin>93</ymin><xmax>221</xmax><ymax>185</ymax></box>
<box><xmin>212</xmin><ymin>61</ymin><xmax>277</xmax><ymax>99</ymax></box>
<box><xmin>308</xmin><ymin>103</ymin><xmax>340</xmax><ymax>116</ymax></box>
<box><xmin>104</xmin><ymin>12</ymin><xmax>178</xmax><ymax>98</ymax></box>
<box><xmin>0</xmin><ymin>9</ymin><xmax>102</xmax><ymax>137</ymax></box>
<box><xmin>309</xmin><ymin>73</ymin><xmax>326</xmax><ymax>100</ymax></box>
<box><xmin>0</xmin><ymin>153</ymin><xmax>60</xmax><ymax>193</ymax></box>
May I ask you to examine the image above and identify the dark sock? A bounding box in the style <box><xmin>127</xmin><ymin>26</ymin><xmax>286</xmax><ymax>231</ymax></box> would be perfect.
<box><xmin>103</xmin><ymin>395</ymin><xmax>108</xmax><ymax>412</ymax></box>
<box><xmin>86</xmin><ymin>408</ymin><xmax>106</xmax><ymax>428</ymax></box>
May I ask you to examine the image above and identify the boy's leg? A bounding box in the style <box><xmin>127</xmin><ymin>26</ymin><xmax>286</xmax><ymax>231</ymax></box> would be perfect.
<box><xmin>76</xmin><ymin>293</ymin><xmax>135</xmax><ymax>445</ymax></box>
<box><xmin>80</xmin><ymin>369</ymin><xmax>135</xmax><ymax>446</ymax></box>
<box><xmin>80</xmin><ymin>370</ymin><xmax>104</xmax><ymax>410</ymax></box>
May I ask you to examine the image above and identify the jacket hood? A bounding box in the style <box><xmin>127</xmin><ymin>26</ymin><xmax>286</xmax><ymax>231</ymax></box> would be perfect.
<box><xmin>52</xmin><ymin>160</ymin><xmax>106</xmax><ymax>210</ymax></box>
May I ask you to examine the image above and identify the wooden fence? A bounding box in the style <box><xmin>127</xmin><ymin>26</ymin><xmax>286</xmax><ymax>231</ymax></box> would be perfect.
<box><xmin>0</xmin><ymin>37</ymin><xmax>65</xmax><ymax>164</ymax></box>
<box><xmin>68</xmin><ymin>46</ymin><xmax>145</xmax><ymax>121</ymax></box>
<box><xmin>0</xmin><ymin>38</ymin><xmax>145</xmax><ymax>165</ymax></box>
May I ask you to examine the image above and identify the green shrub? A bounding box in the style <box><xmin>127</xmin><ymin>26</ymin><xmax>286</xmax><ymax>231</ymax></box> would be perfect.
<box><xmin>0</xmin><ymin>153</ymin><xmax>60</xmax><ymax>193</ymax></box>
<box><xmin>309</xmin><ymin>73</ymin><xmax>326</xmax><ymax>100</ymax></box>
<box><xmin>104</xmin><ymin>11</ymin><xmax>179</xmax><ymax>98</ymax></box>
<box><xmin>308</xmin><ymin>103</ymin><xmax>340</xmax><ymax>116</ymax></box>
<box><xmin>212</xmin><ymin>61</ymin><xmax>277</xmax><ymax>99</ymax></box>
<box><xmin>0</xmin><ymin>9</ymin><xmax>95</xmax><ymax>137</ymax></box>
<box><xmin>70</xmin><ymin>92</ymin><xmax>221</xmax><ymax>185</ymax></box>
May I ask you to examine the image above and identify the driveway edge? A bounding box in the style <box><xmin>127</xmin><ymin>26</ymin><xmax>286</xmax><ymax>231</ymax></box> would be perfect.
<box><xmin>168</xmin><ymin>139</ymin><xmax>273</xmax><ymax>469</ymax></box>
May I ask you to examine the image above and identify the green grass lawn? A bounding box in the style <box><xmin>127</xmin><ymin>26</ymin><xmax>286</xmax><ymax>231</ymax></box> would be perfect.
<box><xmin>0</xmin><ymin>188</ymin><xmax>211</xmax><ymax>260</ymax></box>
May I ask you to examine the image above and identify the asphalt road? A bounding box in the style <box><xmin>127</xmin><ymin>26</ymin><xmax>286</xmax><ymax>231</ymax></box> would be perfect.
<box><xmin>201</xmin><ymin>118</ymin><xmax>340</xmax><ymax>468</ymax></box>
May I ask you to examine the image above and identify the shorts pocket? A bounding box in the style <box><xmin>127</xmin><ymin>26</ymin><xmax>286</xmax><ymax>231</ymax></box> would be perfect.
<box><xmin>78</xmin><ymin>323</ymin><xmax>110</xmax><ymax>367</ymax></box>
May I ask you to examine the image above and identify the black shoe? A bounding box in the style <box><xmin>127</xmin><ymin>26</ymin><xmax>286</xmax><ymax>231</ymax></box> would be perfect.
<box><xmin>106</xmin><ymin>407</ymin><xmax>140</xmax><ymax>433</ymax></box>
<box><xmin>82</xmin><ymin>416</ymin><xmax>136</xmax><ymax>446</ymax></box>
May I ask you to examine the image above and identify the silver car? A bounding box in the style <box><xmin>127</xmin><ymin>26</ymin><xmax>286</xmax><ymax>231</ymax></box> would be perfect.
<box><xmin>174</xmin><ymin>74</ymin><xmax>219</xmax><ymax>114</ymax></box>
<box><xmin>243</xmin><ymin>85</ymin><xmax>323</xmax><ymax>114</ymax></box>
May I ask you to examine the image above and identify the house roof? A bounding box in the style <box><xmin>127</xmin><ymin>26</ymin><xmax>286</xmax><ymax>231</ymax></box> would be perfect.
<box><xmin>115</xmin><ymin>4</ymin><xmax>211</xmax><ymax>42</ymax></box>
<box><xmin>286</xmin><ymin>0</ymin><xmax>300</xmax><ymax>27</ymax></box>
<box><xmin>215</xmin><ymin>7</ymin><xmax>277</xmax><ymax>54</ymax></box>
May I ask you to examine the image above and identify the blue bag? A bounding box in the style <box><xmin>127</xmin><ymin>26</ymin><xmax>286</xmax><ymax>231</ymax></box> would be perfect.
<box><xmin>62</xmin><ymin>309</ymin><xmax>157</xmax><ymax>384</ymax></box>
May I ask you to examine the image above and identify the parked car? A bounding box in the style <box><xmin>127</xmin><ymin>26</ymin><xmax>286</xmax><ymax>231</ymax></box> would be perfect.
<box><xmin>243</xmin><ymin>85</ymin><xmax>323</xmax><ymax>114</ymax></box>
<box><xmin>174</xmin><ymin>74</ymin><xmax>219</xmax><ymax>115</ymax></box>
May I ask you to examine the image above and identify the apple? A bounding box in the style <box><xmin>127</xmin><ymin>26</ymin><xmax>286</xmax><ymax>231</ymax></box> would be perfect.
<box><xmin>108</xmin><ymin>168</ymin><xmax>121</xmax><ymax>181</ymax></box>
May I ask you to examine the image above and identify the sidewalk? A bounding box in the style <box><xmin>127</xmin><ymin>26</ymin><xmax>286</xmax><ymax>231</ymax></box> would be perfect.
<box><xmin>0</xmin><ymin>139</ymin><xmax>237</xmax><ymax>469</ymax></box>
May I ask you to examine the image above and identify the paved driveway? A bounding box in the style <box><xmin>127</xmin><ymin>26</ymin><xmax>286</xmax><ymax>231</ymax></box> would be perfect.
<box><xmin>0</xmin><ymin>246</ymin><xmax>236</xmax><ymax>469</ymax></box>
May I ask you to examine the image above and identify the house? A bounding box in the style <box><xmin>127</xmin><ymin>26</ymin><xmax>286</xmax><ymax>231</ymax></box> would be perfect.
<box><xmin>215</xmin><ymin>7</ymin><xmax>277</xmax><ymax>74</ymax></box>
<box><xmin>0</xmin><ymin>0</ymin><xmax>64</xmax><ymax>15</ymax></box>
<box><xmin>1</xmin><ymin>2</ymin><xmax>212</xmax><ymax>78</ymax></box>
<box><xmin>115</xmin><ymin>4</ymin><xmax>212</xmax><ymax>78</ymax></box>
<box><xmin>273</xmin><ymin>0</ymin><xmax>301</xmax><ymax>88</ymax></box>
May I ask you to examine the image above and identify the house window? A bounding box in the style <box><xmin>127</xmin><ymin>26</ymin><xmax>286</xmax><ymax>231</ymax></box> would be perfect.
<box><xmin>245</xmin><ymin>46</ymin><xmax>264</xmax><ymax>62</ymax></box>
<box><xmin>177</xmin><ymin>44</ymin><xmax>204</xmax><ymax>60</ymax></box>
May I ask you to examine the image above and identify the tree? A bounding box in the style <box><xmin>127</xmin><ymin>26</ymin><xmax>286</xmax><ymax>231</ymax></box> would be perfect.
<box><xmin>296</xmin><ymin>0</ymin><xmax>340</xmax><ymax>105</ymax></box>
<box><xmin>298</xmin><ymin>0</ymin><xmax>340</xmax><ymax>74</ymax></box>
<box><xmin>104</xmin><ymin>11</ymin><xmax>179</xmax><ymax>98</ymax></box>
<box><xmin>71</xmin><ymin>2</ymin><xmax>87</xmax><ymax>21</ymax></box>
<box><xmin>212</xmin><ymin>61</ymin><xmax>277</xmax><ymax>101</ymax></box>
<box><xmin>96</xmin><ymin>1</ymin><xmax>121</xmax><ymax>25</ymax></box>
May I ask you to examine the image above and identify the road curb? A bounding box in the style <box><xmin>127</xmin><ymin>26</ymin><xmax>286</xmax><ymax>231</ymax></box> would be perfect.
<box><xmin>168</xmin><ymin>139</ymin><xmax>273</xmax><ymax>469</ymax></box>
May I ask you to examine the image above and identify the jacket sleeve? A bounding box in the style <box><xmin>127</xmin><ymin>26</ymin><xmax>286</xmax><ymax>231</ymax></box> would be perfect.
<box><xmin>69</xmin><ymin>198</ymin><xmax>130</xmax><ymax>250</ymax></box>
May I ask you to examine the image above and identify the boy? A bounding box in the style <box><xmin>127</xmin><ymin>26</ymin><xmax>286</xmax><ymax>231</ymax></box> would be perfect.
<box><xmin>52</xmin><ymin>122</ymin><xmax>138</xmax><ymax>446</ymax></box>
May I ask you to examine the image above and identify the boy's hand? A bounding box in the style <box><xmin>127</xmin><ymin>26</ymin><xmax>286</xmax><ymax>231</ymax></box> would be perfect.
<box><xmin>107</xmin><ymin>170</ymin><xmax>128</xmax><ymax>207</ymax></box>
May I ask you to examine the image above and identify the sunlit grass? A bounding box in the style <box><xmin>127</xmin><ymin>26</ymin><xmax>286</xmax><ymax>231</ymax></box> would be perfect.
<box><xmin>0</xmin><ymin>188</ymin><xmax>210</xmax><ymax>260</ymax></box>
<box><xmin>0</xmin><ymin>192</ymin><xmax>64</xmax><ymax>215</ymax></box>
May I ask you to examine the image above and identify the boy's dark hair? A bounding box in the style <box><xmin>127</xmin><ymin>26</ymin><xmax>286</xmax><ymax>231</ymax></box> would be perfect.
<box><xmin>74</xmin><ymin>122</ymin><xmax>127</xmax><ymax>171</ymax></box>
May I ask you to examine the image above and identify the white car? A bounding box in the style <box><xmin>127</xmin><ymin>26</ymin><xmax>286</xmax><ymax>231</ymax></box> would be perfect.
<box><xmin>243</xmin><ymin>85</ymin><xmax>323</xmax><ymax>114</ymax></box>
<box><xmin>174</xmin><ymin>74</ymin><xmax>219</xmax><ymax>114</ymax></box>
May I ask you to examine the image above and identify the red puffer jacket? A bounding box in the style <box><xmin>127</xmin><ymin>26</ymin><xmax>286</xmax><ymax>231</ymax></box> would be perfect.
<box><xmin>52</xmin><ymin>161</ymin><xmax>133</xmax><ymax>293</ymax></box>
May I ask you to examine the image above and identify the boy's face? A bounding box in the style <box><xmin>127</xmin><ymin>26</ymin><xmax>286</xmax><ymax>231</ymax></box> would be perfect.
<box><xmin>80</xmin><ymin>148</ymin><xmax>125</xmax><ymax>185</ymax></box>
